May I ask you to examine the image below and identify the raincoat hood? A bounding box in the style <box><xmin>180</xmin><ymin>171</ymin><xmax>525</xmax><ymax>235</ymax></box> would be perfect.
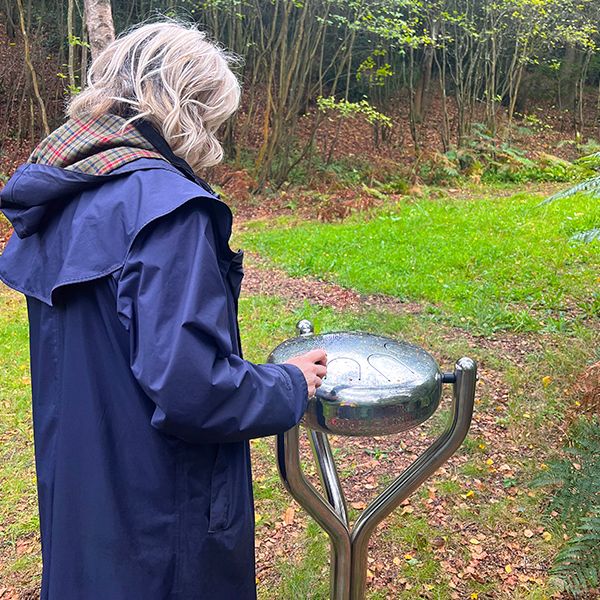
<box><xmin>1</xmin><ymin>163</ymin><xmax>130</xmax><ymax>238</ymax></box>
<box><xmin>0</xmin><ymin>119</ymin><xmax>234</xmax><ymax>306</ymax></box>
<box><xmin>1</xmin><ymin>113</ymin><xmax>165</xmax><ymax>238</ymax></box>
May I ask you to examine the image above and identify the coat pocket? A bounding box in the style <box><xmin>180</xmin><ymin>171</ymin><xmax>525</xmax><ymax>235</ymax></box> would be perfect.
<box><xmin>208</xmin><ymin>444</ymin><xmax>232</xmax><ymax>533</ymax></box>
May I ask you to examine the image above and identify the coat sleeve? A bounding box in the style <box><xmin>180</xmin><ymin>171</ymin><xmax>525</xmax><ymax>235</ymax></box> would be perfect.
<box><xmin>115</xmin><ymin>201</ymin><xmax>308</xmax><ymax>444</ymax></box>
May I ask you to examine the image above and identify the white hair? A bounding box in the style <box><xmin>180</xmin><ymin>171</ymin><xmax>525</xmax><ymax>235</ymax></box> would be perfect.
<box><xmin>68</xmin><ymin>21</ymin><xmax>241</xmax><ymax>170</ymax></box>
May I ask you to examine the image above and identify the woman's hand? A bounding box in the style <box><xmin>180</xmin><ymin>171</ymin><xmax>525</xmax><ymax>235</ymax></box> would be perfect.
<box><xmin>285</xmin><ymin>349</ymin><xmax>327</xmax><ymax>397</ymax></box>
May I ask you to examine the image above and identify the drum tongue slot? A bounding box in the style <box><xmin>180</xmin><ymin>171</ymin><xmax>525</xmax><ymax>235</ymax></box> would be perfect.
<box><xmin>367</xmin><ymin>353</ymin><xmax>416</xmax><ymax>383</ymax></box>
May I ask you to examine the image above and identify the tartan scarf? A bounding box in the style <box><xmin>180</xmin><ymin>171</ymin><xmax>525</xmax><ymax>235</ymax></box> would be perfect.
<box><xmin>28</xmin><ymin>114</ymin><xmax>165</xmax><ymax>175</ymax></box>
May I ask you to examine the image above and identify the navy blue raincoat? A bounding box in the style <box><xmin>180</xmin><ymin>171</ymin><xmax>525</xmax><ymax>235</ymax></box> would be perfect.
<box><xmin>0</xmin><ymin>128</ymin><xmax>308</xmax><ymax>599</ymax></box>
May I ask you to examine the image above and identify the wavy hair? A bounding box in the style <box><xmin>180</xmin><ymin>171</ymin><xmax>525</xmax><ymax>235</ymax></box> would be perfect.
<box><xmin>68</xmin><ymin>21</ymin><xmax>241</xmax><ymax>171</ymax></box>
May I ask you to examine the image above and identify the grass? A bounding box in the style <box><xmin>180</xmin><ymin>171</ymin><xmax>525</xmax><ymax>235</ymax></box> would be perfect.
<box><xmin>0</xmin><ymin>287</ymin><xmax>593</xmax><ymax>598</ymax></box>
<box><xmin>1</xmin><ymin>184</ymin><xmax>599</xmax><ymax>598</ymax></box>
<box><xmin>240</xmin><ymin>294</ymin><xmax>475</xmax><ymax>367</ymax></box>
<box><xmin>383</xmin><ymin>512</ymin><xmax>451</xmax><ymax>592</ymax></box>
<box><xmin>241</xmin><ymin>191</ymin><xmax>600</xmax><ymax>334</ymax></box>
<box><xmin>0</xmin><ymin>288</ymin><xmax>41</xmax><ymax>590</ymax></box>
<box><xmin>264</xmin><ymin>521</ymin><xmax>330</xmax><ymax>600</ymax></box>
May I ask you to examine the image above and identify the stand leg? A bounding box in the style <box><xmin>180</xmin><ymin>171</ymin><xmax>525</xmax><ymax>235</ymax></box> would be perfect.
<box><xmin>309</xmin><ymin>430</ymin><xmax>349</xmax><ymax>527</ymax></box>
<box><xmin>277</xmin><ymin>426</ymin><xmax>352</xmax><ymax>600</ymax></box>
<box><xmin>349</xmin><ymin>358</ymin><xmax>477</xmax><ymax>599</ymax></box>
<box><xmin>277</xmin><ymin>358</ymin><xmax>476</xmax><ymax>600</ymax></box>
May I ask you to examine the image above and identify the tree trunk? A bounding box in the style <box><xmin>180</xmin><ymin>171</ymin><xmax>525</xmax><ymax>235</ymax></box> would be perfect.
<box><xmin>596</xmin><ymin>77</ymin><xmax>600</xmax><ymax>138</ymax></box>
<box><xmin>574</xmin><ymin>50</ymin><xmax>592</xmax><ymax>137</ymax></box>
<box><xmin>434</xmin><ymin>43</ymin><xmax>450</xmax><ymax>152</ymax></box>
<box><xmin>414</xmin><ymin>21</ymin><xmax>438</xmax><ymax>123</ymax></box>
<box><xmin>3</xmin><ymin>0</ymin><xmax>17</xmax><ymax>39</ymax></box>
<box><xmin>84</xmin><ymin>0</ymin><xmax>115</xmax><ymax>61</ymax></box>
<box><xmin>67</xmin><ymin>0</ymin><xmax>76</xmax><ymax>90</ymax></box>
<box><xmin>16</xmin><ymin>0</ymin><xmax>49</xmax><ymax>136</ymax></box>
<box><xmin>559</xmin><ymin>43</ymin><xmax>577</xmax><ymax>111</ymax></box>
<box><xmin>81</xmin><ymin>9</ymin><xmax>89</xmax><ymax>88</ymax></box>
<box><xmin>408</xmin><ymin>46</ymin><xmax>420</xmax><ymax>152</ymax></box>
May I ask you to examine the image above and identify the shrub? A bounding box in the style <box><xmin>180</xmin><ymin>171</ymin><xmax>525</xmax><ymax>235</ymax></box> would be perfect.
<box><xmin>532</xmin><ymin>417</ymin><xmax>600</xmax><ymax>596</ymax></box>
<box><xmin>418</xmin><ymin>151</ymin><xmax>461</xmax><ymax>185</ymax></box>
<box><xmin>417</xmin><ymin>124</ymin><xmax>592</xmax><ymax>186</ymax></box>
<box><xmin>540</xmin><ymin>151</ymin><xmax>600</xmax><ymax>244</ymax></box>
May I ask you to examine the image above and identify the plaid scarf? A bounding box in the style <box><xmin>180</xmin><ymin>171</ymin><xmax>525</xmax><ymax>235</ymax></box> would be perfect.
<box><xmin>29</xmin><ymin>114</ymin><xmax>165</xmax><ymax>175</ymax></box>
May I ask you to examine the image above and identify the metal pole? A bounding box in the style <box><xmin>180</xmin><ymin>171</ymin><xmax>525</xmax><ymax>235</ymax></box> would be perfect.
<box><xmin>277</xmin><ymin>427</ymin><xmax>352</xmax><ymax>600</ymax></box>
<box><xmin>348</xmin><ymin>357</ymin><xmax>477</xmax><ymax>599</ymax></box>
<box><xmin>278</xmin><ymin>318</ymin><xmax>353</xmax><ymax>598</ymax></box>
<box><xmin>309</xmin><ymin>430</ymin><xmax>349</xmax><ymax>526</ymax></box>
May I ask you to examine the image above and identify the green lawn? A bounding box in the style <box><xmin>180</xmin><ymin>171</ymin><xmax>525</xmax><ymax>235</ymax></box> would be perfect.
<box><xmin>1</xmin><ymin>185</ymin><xmax>598</xmax><ymax>598</ymax></box>
<box><xmin>242</xmin><ymin>191</ymin><xmax>600</xmax><ymax>334</ymax></box>
<box><xmin>0</xmin><ymin>288</ymin><xmax>40</xmax><ymax>591</ymax></box>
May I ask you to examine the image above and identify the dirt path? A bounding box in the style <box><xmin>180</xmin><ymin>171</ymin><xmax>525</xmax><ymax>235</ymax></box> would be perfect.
<box><xmin>242</xmin><ymin>252</ymin><xmax>423</xmax><ymax>315</ymax></box>
<box><xmin>241</xmin><ymin>251</ymin><xmax>553</xmax><ymax>366</ymax></box>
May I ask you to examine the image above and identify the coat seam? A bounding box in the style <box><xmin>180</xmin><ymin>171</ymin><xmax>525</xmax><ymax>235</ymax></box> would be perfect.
<box><xmin>45</xmin><ymin>305</ymin><xmax>62</xmax><ymax>594</ymax></box>
<box><xmin>172</xmin><ymin>443</ymin><xmax>185</xmax><ymax>599</ymax></box>
<box><xmin>4</xmin><ymin>162</ymin><xmax>30</xmax><ymax>205</ymax></box>
<box><xmin>207</xmin><ymin>445</ymin><xmax>232</xmax><ymax>533</ymax></box>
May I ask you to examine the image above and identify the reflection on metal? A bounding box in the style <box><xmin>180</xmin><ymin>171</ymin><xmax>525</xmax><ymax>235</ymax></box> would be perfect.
<box><xmin>269</xmin><ymin>331</ymin><xmax>443</xmax><ymax>436</ymax></box>
<box><xmin>296</xmin><ymin>319</ymin><xmax>315</xmax><ymax>336</ymax></box>
<box><xmin>272</xmin><ymin>320</ymin><xmax>477</xmax><ymax>600</ymax></box>
<box><xmin>309</xmin><ymin>429</ymin><xmax>349</xmax><ymax>526</ymax></box>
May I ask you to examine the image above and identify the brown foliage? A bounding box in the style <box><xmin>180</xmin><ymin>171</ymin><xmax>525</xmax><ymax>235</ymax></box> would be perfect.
<box><xmin>212</xmin><ymin>166</ymin><xmax>257</xmax><ymax>202</ymax></box>
<box><xmin>575</xmin><ymin>361</ymin><xmax>600</xmax><ymax>415</ymax></box>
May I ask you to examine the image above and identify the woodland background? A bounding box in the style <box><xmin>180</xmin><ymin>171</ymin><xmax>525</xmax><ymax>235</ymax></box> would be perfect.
<box><xmin>2</xmin><ymin>0</ymin><xmax>600</xmax><ymax>191</ymax></box>
<box><xmin>1</xmin><ymin>1</ymin><xmax>600</xmax><ymax>599</ymax></box>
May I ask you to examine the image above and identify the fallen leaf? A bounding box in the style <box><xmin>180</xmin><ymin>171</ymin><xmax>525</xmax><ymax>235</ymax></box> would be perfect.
<box><xmin>284</xmin><ymin>506</ymin><xmax>295</xmax><ymax>525</ymax></box>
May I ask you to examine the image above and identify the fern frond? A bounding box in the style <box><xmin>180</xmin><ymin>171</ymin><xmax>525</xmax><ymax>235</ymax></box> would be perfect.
<box><xmin>551</xmin><ymin>511</ymin><xmax>600</xmax><ymax>596</ymax></box>
<box><xmin>535</xmin><ymin>419</ymin><xmax>600</xmax><ymax>596</ymax></box>
<box><xmin>540</xmin><ymin>174</ymin><xmax>600</xmax><ymax>204</ymax></box>
<box><xmin>575</xmin><ymin>151</ymin><xmax>600</xmax><ymax>171</ymax></box>
<box><xmin>570</xmin><ymin>228</ymin><xmax>600</xmax><ymax>243</ymax></box>
<box><xmin>531</xmin><ymin>459</ymin><xmax>572</xmax><ymax>488</ymax></box>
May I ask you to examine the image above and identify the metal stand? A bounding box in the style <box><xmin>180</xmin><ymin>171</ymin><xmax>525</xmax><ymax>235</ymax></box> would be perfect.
<box><xmin>277</xmin><ymin>358</ymin><xmax>477</xmax><ymax>600</ymax></box>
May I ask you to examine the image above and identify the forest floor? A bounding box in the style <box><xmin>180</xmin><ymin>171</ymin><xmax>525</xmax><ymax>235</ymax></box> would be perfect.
<box><xmin>1</xmin><ymin>180</ymin><xmax>598</xmax><ymax>599</ymax></box>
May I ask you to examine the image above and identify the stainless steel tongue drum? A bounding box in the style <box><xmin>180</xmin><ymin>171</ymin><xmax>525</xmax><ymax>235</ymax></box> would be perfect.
<box><xmin>268</xmin><ymin>319</ymin><xmax>476</xmax><ymax>600</ymax></box>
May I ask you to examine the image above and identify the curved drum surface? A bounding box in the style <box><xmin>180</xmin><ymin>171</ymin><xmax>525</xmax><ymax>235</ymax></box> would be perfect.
<box><xmin>269</xmin><ymin>332</ymin><xmax>443</xmax><ymax>436</ymax></box>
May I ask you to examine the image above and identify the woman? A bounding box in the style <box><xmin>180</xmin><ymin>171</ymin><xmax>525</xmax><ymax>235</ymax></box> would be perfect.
<box><xmin>0</xmin><ymin>21</ymin><xmax>326</xmax><ymax>600</ymax></box>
